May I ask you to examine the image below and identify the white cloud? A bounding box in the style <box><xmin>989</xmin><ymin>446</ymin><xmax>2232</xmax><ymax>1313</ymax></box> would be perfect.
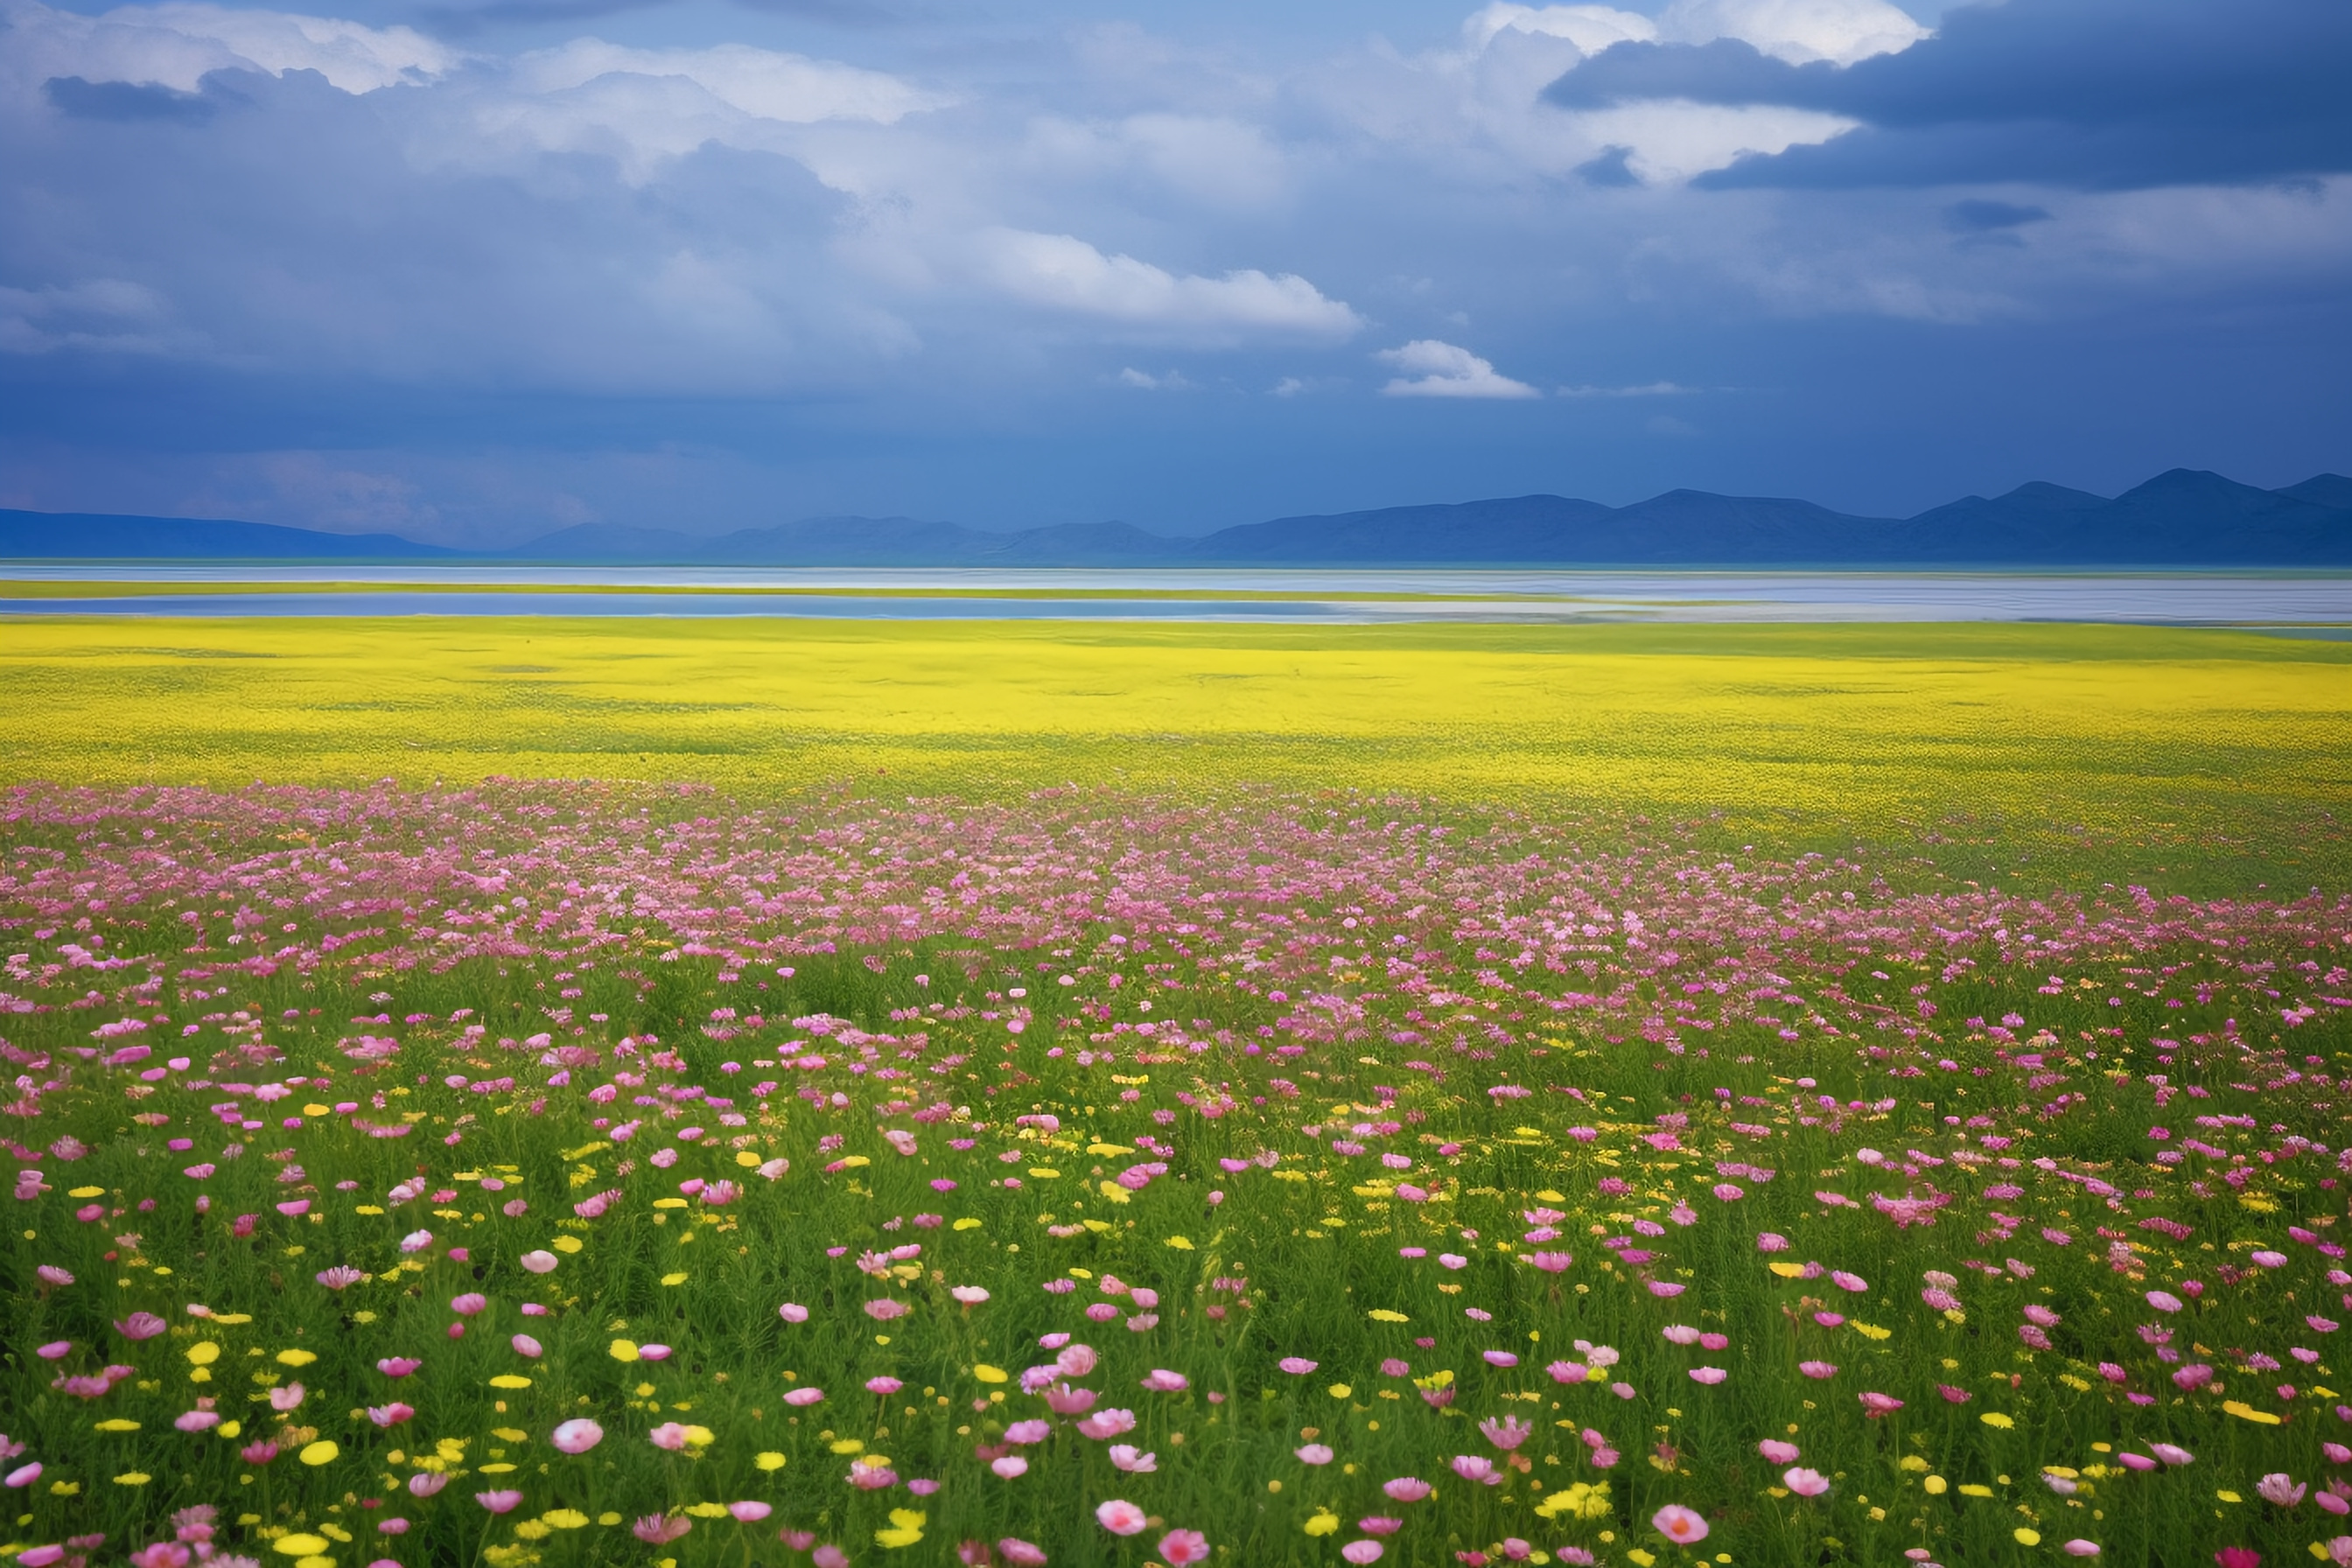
<box><xmin>1659</xmin><ymin>0</ymin><xmax>1930</xmax><ymax>66</ymax></box>
<box><xmin>1557</xmin><ymin>380</ymin><xmax>1704</xmax><ymax>396</ymax></box>
<box><xmin>400</xmin><ymin>74</ymin><xmax>716</xmax><ymax>183</ymax></box>
<box><xmin>975</xmin><ymin>229</ymin><xmax>1362</xmax><ymax>340</ymax></box>
<box><xmin>1310</xmin><ymin>3</ymin><xmax>1869</xmax><ymax>189</ymax></box>
<box><xmin>1115</xmin><ymin>367</ymin><xmax>1195</xmax><ymax>390</ymax></box>
<box><xmin>1465</xmin><ymin>4</ymin><xmax>1657</xmax><ymax>55</ymax></box>
<box><xmin>1018</xmin><ymin>113</ymin><xmax>1291</xmax><ymax>211</ymax></box>
<box><xmin>70</xmin><ymin>1</ymin><xmax>459</xmax><ymax>91</ymax></box>
<box><xmin>1377</xmin><ymin>339</ymin><xmax>1540</xmax><ymax>398</ymax></box>
<box><xmin>510</xmin><ymin>40</ymin><xmax>944</xmax><ymax>127</ymax></box>
<box><xmin>1120</xmin><ymin>114</ymin><xmax>1291</xmax><ymax>209</ymax></box>
<box><xmin>1570</xmin><ymin>99</ymin><xmax>1862</xmax><ymax>183</ymax></box>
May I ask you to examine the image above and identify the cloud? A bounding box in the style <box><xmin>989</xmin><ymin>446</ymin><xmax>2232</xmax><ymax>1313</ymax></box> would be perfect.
<box><xmin>62</xmin><ymin>1</ymin><xmax>461</xmax><ymax>91</ymax></box>
<box><xmin>1115</xmin><ymin>367</ymin><xmax>1194</xmax><ymax>390</ymax></box>
<box><xmin>1017</xmin><ymin>113</ymin><xmax>1292</xmax><ymax>212</ymax></box>
<box><xmin>509</xmin><ymin>39</ymin><xmax>944</xmax><ymax>125</ymax></box>
<box><xmin>1942</xmin><ymin>198</ymin><xmax>2050</xmax><ymax>232</ymax></box>
<box><xmin>0</xmin><ymin>277</ymin><xmax>189</xmax><ymax>354</ymax></box>
<box><xmin>1366</xmin><ymin>0</ymin><xmax>1868</xmax><ymax>186</ymax></box>
<box><xmin>1656</xmin><ymin>0</ymin><xmax>1927</xmax><ymax>67</ymax></box>
<box><xmin>1557</xmin><ymin>380</ymin><xmax>1704</xmax><ymax>396</ymax></box>
<box><xmin>1376</xmin><ymin>340</ymin><xmax>1540</xmax><ymax>398</ymax></box>
<box><xmin>1574</xmin><ymin>144</ymin><xmax>1641</xmax><ymax>186</ymax></box>
<box><xmin>410</xmin><ymin>39</ymin><xmax>947</xmax><ymax>181</ymax></box>
<box><xmin>1115</xmin><ymin>115</ymin><xmax>1291</xmax><ymax>210</ymax></box>
<box><xmin>425</xmin><ymin>0</ymin><xmax>893</xmax><ymax>32</ymax></box>
<box><xmin>1469</xmin><ymin>0</ymin><xmax>1921</xmax><ymax>66</ymax></box>
<box><xmin>43</xmin><ymin>74</ymin><xmax>214</xmax><ymax>120</ymax></box>
<box><xmin>1465</xmin><ymin>4</ymin><xmax>1657</xmax><ymax>56</ymax></box>
<box><xmin>974</xmin><ymin>229</ymin><xmax>1362</xmax><ymax>341</ymax></box>
<box><xmin>1545</xmin><ymin>0</ymin><xmax>2352</xmax><ymax>191</ymax></box>
<box><xmin>1568</xmin><ymin>99</ymin><xmax>1859</xmax><ymax>184</ymax></box>
<box><xmin>1</xmin><ymin>0</ymin><xmax>2347</xmax><ymax>539</ymax></box>
<box><xmin>252</xmin><ymin>450</ymin><xmax>439</xmax><ymax>532</ymax></box>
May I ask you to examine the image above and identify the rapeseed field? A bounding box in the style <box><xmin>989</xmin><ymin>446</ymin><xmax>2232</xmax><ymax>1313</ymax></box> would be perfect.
<box><xmin>1</xmin><ymin>618</ymin><xmax>2345</xmax><ymax>880</ymax></box>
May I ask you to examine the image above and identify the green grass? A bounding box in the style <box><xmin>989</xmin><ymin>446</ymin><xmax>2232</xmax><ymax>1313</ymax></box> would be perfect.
<box><xmin>0</xmin><ymin>780</ymin><xmax>2346</xmax><ymax>1568</ymax></box>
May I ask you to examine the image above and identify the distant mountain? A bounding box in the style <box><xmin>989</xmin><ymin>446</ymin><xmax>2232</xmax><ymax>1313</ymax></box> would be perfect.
<box><xmin>1889</xmin><ymin>470</ymin><xmax>2352</xmax><ymax>564</ymax></box>
<box><xmin>4</xmin><ymin>469</ymin><xmax>2348</xmax><ymax>566</ymax></box>
<box><xmin>0</xmin><ymin>508</ymin><xmax>461</xmax><ymax>559</ymax></box>
<box><xmin>2278</xmin><ymin>473</ymin><xmax>2352</xmax><ymax>511</ymax></box>
<box><xmin>1190</xmin><ymin>470</ymin><xmax>2350</xmax><ymax>566</ymax></box>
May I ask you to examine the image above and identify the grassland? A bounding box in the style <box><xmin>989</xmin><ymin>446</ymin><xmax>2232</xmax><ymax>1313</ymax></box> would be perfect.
<box><xmin>2</xmin><ymin>780</ymin><xmax>2348</xmax><ymax>1568</ymax></box>
<box><xmin>1</xmin><ymin>616</ymin><xmax>2346</xmax><ymax>892</ymax></box>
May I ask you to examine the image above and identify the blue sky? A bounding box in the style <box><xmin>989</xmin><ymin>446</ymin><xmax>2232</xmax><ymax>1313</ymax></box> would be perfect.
<box><xmin>1</xmin><ymin>0</ymin><xmax>2347</xmax><ymax>543</ymax></box>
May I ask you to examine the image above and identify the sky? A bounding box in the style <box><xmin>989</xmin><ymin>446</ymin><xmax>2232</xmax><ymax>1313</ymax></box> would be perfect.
<box><xmin>1</xmin><ymin>0</ymin><xmax>2348</xmax><ymax>543</ymax></box>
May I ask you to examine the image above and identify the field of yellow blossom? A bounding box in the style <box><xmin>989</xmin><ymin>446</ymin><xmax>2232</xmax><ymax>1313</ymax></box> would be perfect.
<box><xmin>3</xmin><ymin>615</ymin><xmax>2348</xmax><ymax>884</ymax></box>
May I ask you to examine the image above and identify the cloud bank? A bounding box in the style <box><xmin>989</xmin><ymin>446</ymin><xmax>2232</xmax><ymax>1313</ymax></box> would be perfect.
<box><xmin>1545</xmin><ymin>0</ymin><xmax>2352</xmax><ymax>190</ymax></box>
<box><xmin>0</xmin><ymin>0</ymin><xmax>2346</xmax><ymax>539</ymax></box>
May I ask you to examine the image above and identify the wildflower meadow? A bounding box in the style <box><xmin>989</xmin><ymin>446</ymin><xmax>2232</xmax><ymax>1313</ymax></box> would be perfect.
<box><xmin>2</xmin><ymin>779</ymin><xmax>2348</xmax><ymax>1568</ymax></box>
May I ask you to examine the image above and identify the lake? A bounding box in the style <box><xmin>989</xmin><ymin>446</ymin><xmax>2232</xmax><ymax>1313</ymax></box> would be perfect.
<box><xmin>1</xmin><ymin>565</ymin><xmax>2348</xmax><ymax>625</ymax></box>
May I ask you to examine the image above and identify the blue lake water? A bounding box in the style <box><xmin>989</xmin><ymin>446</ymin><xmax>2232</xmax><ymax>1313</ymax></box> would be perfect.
<box><xmin>1</xmin><ymin>568</ymin><xmax>2348</xmax><ymax>624</ymax></box>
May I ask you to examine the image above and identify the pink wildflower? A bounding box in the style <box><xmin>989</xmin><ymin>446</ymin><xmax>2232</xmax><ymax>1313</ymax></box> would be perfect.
<box><xmin>1652</xmin><ymin>1505</ymin><xmax>1710</xmax><ymax>1544</ymax></box>
<box><xmin>1095</xmin><ymin>1500</ymin><xmax>1148</xmax><ymax>1536</ymax></box>
<box><xmin>1159</xmin><ymin>1529</ymin><xmax>1210</xmax><ymax>1564</ymax></box>
<box><xmin>551</xmin><ymin>1419</ymin><xmax>603</xmax><ymax>1453</ymax></box>
<box><xmin>1451</xmin><ymin>1455</ymin><xmax>1503</xmax><ymax>1486</ymax></box>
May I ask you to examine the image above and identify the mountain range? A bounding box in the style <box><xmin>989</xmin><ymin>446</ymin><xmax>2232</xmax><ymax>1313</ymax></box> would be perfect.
<box><xmin>3</xmin><ymin>468</ymin><xmax>2348</xmax><ymax>567</ymax></box>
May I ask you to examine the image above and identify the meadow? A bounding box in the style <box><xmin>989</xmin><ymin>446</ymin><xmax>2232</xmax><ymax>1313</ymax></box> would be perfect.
<box><xmin>0</xmin><ymin>614</ymin><xmax>2348</xmax><ymax>1568</ymax></box>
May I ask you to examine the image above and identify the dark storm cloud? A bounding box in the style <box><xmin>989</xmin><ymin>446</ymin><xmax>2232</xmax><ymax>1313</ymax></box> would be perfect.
<box><xmin>1941</xmin><ymin>200</ymin><xmax>2049</xmax><ymax>233</ymax></box>
<box><xmin>1544</xmin><ymin>0</ymin><xmax>2352</xmax><ymax>191</ymax></box>
<box><xmin>1573</xmin><ymin>144</ymin><xmax>1641</xmax><ymax>188</ymax></box>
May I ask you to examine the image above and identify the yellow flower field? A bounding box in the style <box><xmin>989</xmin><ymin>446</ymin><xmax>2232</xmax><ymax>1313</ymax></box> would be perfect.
<box><xmin>2</xmin><ymin>617</ymin><xmax>2345</xmax><ymax>867</ymax></box>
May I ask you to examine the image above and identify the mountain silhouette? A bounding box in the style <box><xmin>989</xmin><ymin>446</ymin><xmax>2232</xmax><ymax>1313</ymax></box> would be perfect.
<box><xmin>4</xmin><ymin>469</ymin><xmax>2347</xmax><ymax>566</ymax></box>
<box><xmin>0</xmin><ymin>510</ymin><xmax>459</xmax><ymax>559</ymax></box>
